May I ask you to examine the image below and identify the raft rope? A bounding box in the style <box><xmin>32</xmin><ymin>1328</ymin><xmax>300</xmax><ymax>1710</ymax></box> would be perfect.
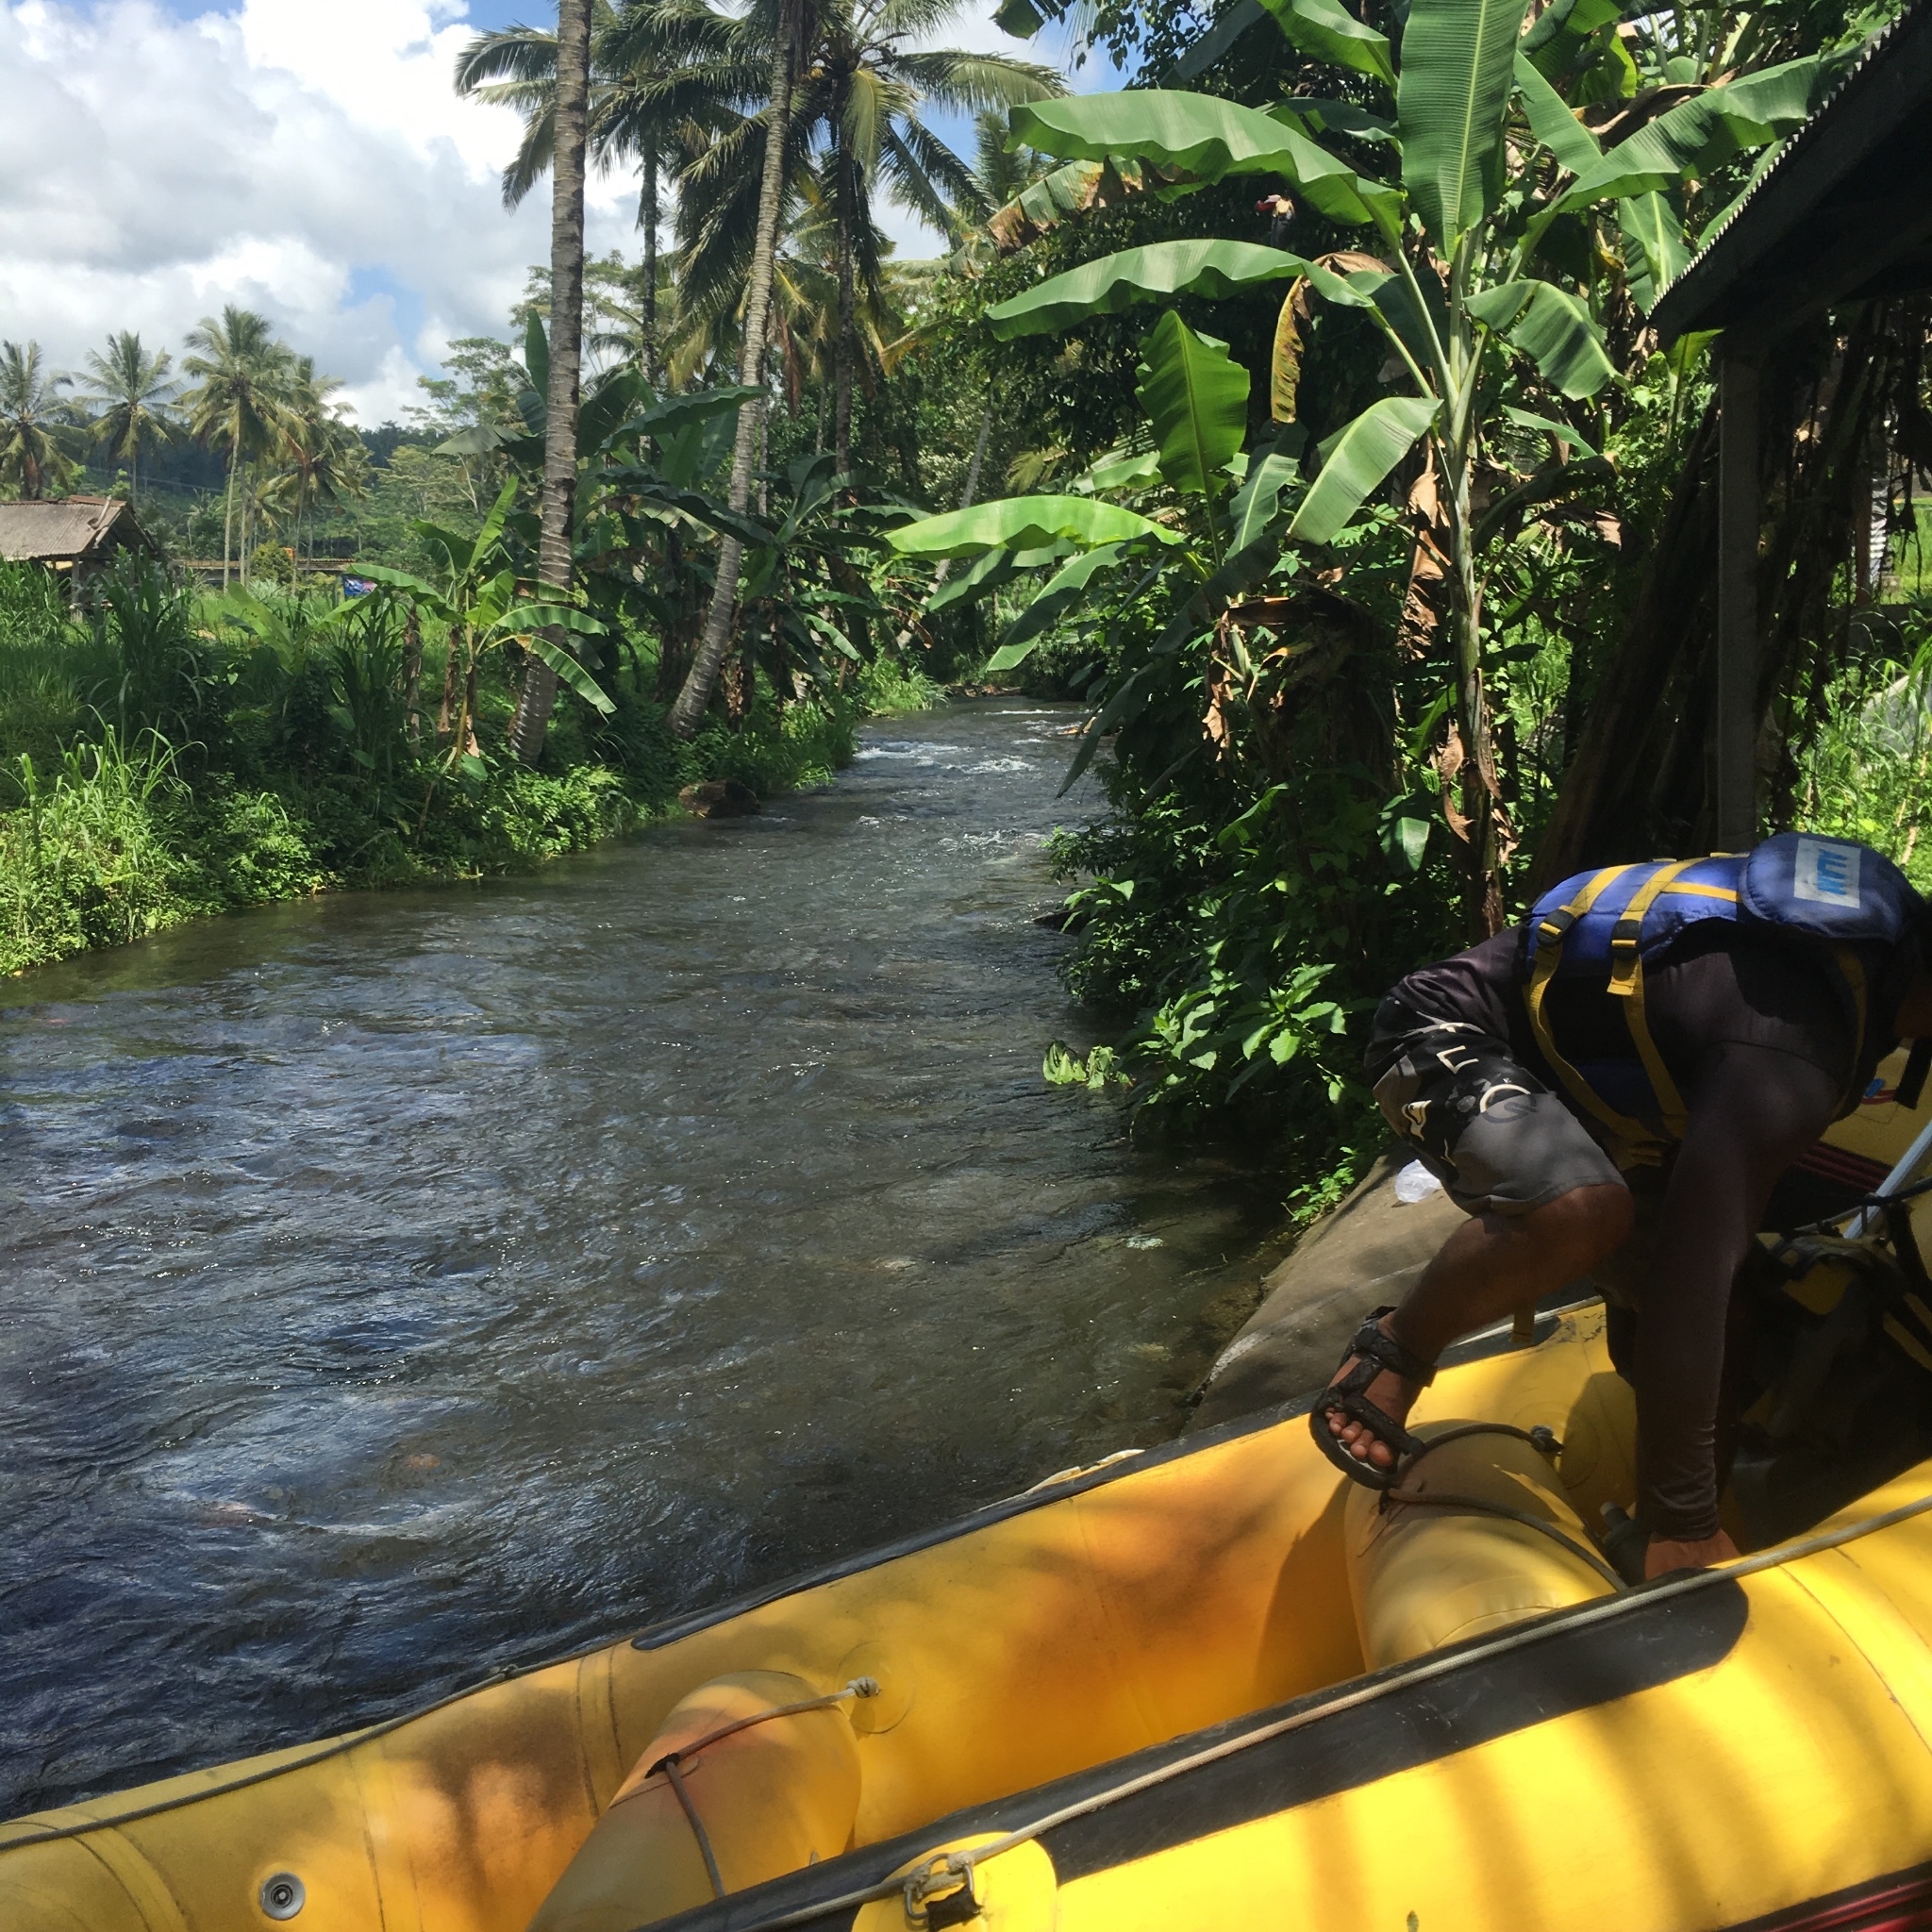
<box><xmin>659</xmin><ymin>1757</ymin><xmax>725</xmax><ymax>1900</ymax></box>
<box><xmin>1789</xmin><ymin>1168</ymin><xmax>1932</xmax><ymax>1241</ymax></box>
<box><xmin>639</xmin><ymin>1679</ymin><xmax>882</xmax><ymax>1901</ymax></box>
<box><xmin>10</xmin><ymin>1478</ymin><xmax>1932</xmax><ymax>1871</ymax></box>
<box><xmin>645</xmin><ymin>1484</ymin><xmax>1932</xmax><ymax>1932</ymax></box>
<box><xmin>1382</xmin><ymin>1423</ymin><xmax>1631</xmax><ymax>1593</ymax></box>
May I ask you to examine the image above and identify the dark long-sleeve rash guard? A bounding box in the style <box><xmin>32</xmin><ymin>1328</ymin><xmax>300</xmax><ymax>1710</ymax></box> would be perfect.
<box><xmin>1390</xmin><ymin>924</ymin><xmax>1916</xmax><ymax>1541</ymax></box>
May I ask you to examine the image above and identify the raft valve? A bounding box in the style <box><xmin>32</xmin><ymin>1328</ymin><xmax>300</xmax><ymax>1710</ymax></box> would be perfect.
<box><xmin>259</xmin><ymin>1871</ymin><xmax>306</xmax><ymax>1920</ymax></box>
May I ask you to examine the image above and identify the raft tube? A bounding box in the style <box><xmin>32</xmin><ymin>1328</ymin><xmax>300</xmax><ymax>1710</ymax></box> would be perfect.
<box><xmin>8</xmin><ymin>1299</ymin><xmax>1932</xmax><ymax>1932</ymax></box>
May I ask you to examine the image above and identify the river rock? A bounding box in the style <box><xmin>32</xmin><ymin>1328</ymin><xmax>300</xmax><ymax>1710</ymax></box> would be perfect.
<box><xmin>680</xmin><ymin>778</ymin><xmax>761</xmax><ymax>819</ymax></box>
<box><xmin>1187</xmin><ymin>1149</ymin><xmax>1463</xmax><ymax>1431</ymax></box>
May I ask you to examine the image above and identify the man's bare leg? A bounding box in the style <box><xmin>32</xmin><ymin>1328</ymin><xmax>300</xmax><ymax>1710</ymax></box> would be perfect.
<box><xmin>1324</xmin><ymin>1182</ymin><xmax>1634</xmax><ymax>1473</ymax></box>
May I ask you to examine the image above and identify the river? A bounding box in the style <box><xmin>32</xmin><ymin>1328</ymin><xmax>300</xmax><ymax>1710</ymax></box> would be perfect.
<box><xmin>0</xmin><ymin>701</ymin><xmax>1285</xmax><ymax>1815</ymax></box>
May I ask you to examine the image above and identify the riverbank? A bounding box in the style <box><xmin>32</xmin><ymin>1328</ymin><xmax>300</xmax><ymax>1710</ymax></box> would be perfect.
<box><xmin>0</xmin><ymin>655</ymin><xmax>943</xmax><ymax>979</ymax></box>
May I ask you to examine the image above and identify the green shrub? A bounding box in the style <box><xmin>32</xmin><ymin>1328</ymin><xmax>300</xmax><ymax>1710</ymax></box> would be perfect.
<box><xmin>0</xmin><ymin>551</ymin><xmax>937</xmax><ymax>974</ymax></box>
<box><xmin>857</xmin><ymin>654</ymin><xmax>946</xmax><ymax>716</ymax></box>
<box><xmin>0</xmin><ymin>730</ymin><xmax>200</xmax><ymax>972</ymax></box>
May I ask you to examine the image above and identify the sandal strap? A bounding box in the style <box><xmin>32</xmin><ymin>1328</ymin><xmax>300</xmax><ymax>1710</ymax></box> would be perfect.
<box><xmin>1310</xmin><ymin>1384</ymin><xmax>1428</xmax><ymax>1468</ymax></box>
<box><xmin>1348</xmin><ymin>1306</ymin><xmax>1438</xmax><ymax>1388</ymax></box>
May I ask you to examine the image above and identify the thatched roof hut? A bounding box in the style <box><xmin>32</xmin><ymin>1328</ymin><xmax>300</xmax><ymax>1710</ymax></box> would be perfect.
<box><xmin>0</xmin><ymin>497</ymin><xmax>157</xmax><ymax>576</ymax></box>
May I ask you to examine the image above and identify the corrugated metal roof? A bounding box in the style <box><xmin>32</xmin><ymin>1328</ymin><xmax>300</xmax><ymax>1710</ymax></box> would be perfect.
<box><xmin>0</xmin><ymin>497</ymin><xmax>144</xmax><ymax>563</ymax></box>
<box><xmin>1653</xmin><ymin>0</ymin><xmax>1932</xmax><ymax>330</ymax></box>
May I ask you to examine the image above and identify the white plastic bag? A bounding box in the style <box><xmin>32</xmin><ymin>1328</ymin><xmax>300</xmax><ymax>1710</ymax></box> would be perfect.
<box><xmin>1392</xmin><ymin>1159</ymin><xmax>1443</xmax><ymax>1205</ymax></box>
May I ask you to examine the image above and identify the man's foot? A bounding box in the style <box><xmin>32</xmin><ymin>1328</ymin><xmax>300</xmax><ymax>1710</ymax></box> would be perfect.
<box><xmin>1323</xmin><ymin>1312</ymin><xmax>1425</xmax><ymax>1474</ymax></box>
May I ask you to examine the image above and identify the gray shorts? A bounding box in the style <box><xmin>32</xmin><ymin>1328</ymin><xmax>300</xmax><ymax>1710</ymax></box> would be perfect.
<box><xmin>1368</xmin><ymin>1009</ymin><xmax>1627</xmax><ymax>1217</ymax></box>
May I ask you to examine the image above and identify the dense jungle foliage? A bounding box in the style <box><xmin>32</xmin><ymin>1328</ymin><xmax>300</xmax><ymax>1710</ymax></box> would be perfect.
<box><xmin>885</xmin><ymin>0</ymin><xmax>1932</xmax><ymax>1209</ymax></box>
<box><xmin>0</xmin><ymin>541</ymin><xmax>938</xmax><ymax>976</ymax></box>
<box><xmin>8</xmin><ymin>0</ymin><xmax>1932</xmax><ymax>1215</ymax></box>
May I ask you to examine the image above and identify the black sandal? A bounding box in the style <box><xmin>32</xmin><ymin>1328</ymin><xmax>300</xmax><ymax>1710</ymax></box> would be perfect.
<box><xmin>1308</xmin><ymin>1306</ymin><xmax>1438</xmax><ymax>1491</ymax></box>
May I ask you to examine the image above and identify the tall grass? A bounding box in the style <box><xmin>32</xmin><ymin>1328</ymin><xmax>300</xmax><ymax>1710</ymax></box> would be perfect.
<box><xmin>1</xmin><ymin>729</ymin><xmax>194</xmax><ymax>968</ymax></box>
<box><xmin>0</xmin><ymin>565</ymin><xmax>116</xmax><ymax>767</ymax></box>
<box><xmin>0</xmin><ymin>557</ymin><xmax>938</xmax><ymax>975</ymax></box>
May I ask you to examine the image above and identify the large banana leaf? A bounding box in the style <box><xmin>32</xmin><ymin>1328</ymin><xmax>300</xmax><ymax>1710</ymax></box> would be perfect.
<box><xmin>988</xmin><ymin>239</ymin><xmax>1372</xmax><ymax>338</ymax></box>
<box><xmin>524</xmin><ymin>314</ymin><xmax>549</xmax><ymax>400</ymax></box>
<box><xmin>1553</xmin><ymin>55</ymin><xmax>1833</xmax><ymax>211</ymax></box>
<box><xmin>1011</xmin><ymin>96</ymin><xmax>1396</xmax><ymax>226</ymax></box>
<box><xmin>1694</xmin><ymin>137</ymin><xmax>1786</xmax><ymax>247</ymax></box>
<box><xmin>577</xmin><ymin>368</ymin><xmax>648</xmax><ymax>457</ymax></box>
<box><xmin>1225</xmin><ymin>449</ymin><xmax>1302</xmax><ymax>553</ymax></box>
<box><xmin>618</xmin><ymin>386</ymin><xmax>762</xmax><ymax>441</ymax></box>
<box><xmin>888</xmin><ymin>495</ymin><xmax>1179</xmax><ymax>558</ymax></box>
<box><xmin>518</xmin><ymin>615</ymin><xmax>618</xmax><ymax>717</ymax></box>
<box><xmin>1339</xmin><ymin>262</ymin><xmax>1449</xmax><ymax>376</ymax></box>
<box><xmin>1503</xmin><ymin>404</ymin><xmax>1600</xmax><ymax>458</ymax></box>
<box><xmin>1277</xmin><ymin>96</ymin><xmax>1400</xmax><ymax>144</ymax></box>
<box><xmin>1467</xmin><ymin>280</ymin><xmax>1614</xmax><ymax>397</ymax></box>
<box><xmin>1084</xmin><ymin>445</ymin><xmax>1163</xmax><ymax>492</ymax></box>
<box><xmin>1256</xmin><ymin>0</ymin><xmax>1395</xmax><ymax>87</ymax></box>
<box><xmin>1617</xmin><ymin>192</ymin><xmax>1691</xmax><ymax>312</ymax></box>
<box><xmin>1010</xmin><ymin>92</ymin><xmax>1305</xmax><ymax>182</ymax></box>
<box><xmin>1398</xmin><ymin>0</ymin><xmax>1531</xmax><ymax>246</ymax></box>
<box><xmin>1519</xmin><ymin>0</ymin><xmax>1620</xmax><ymax>78</ymax></box>
<box><xmin>601</xmin><ymin>471</ymin><xmax>774</xmax><ymax>548</ymax></box>
<box><xmin>1513</xmin><ymin>50</ymin><xmax>1601</xmax><ymax>175</ymax></box>
<box><xmin>1278</xmin><ymin>131</ymin><xmax>1403</xmax><ymax>231</ymax></box>
<box><xmin>925</xmin><ymin>544</ymin><xmax>1068</xmax><ymax>613</ymax></box>
<box><xmin>1288</xmin><ymin>395</ymin><xmax>1439</xmax><ymax>545</ymax></box>
<box><xmin>1136</xmin><ymin>313</ymin><xmax>1250</xmax><ymax>499</ymax></box>
<box><xmin>986</xmin><ymin>156</ymin><xmax>1152</xmax><ymax>253</ymax></box>
<box><xmin>987</xmin><ymin>544</ymin><xmax>1128</xmax><ymax>671</ymax></box>
<box><xmin>1168</xmin><ymin>0</ymin><xmax>1268</xmax><ymax>83</ymax></box>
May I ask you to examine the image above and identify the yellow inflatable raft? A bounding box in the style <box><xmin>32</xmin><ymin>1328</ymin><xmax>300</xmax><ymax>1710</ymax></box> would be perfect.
<box><xmin>10</xmin><ymin>1065</ymin><xmax>1932</xmax><ymax>1932</ymax></box>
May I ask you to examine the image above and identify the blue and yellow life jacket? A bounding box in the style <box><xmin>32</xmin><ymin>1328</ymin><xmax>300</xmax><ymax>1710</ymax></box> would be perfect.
<box><xmin>1523</xmin><ymin>834</ymin><xmax>1925</xmax><ymax>1158</ymax></box>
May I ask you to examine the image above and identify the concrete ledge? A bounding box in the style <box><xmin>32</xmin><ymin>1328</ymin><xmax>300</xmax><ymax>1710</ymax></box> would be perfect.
<box><xmin>1187</xmin><ymin>1149</ymin><xmax>1463</xmax><ymax>1432</ymax></box>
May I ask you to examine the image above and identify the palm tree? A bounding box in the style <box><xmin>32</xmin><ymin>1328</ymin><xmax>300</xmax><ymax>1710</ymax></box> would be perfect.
<box><xmin>75</xmin><ymin>333</ymin><xmax>179</xmax><ymax>505</ymax></box>
<box><xmin>667</xmin><ymin>0</ymin><xmax>803</xmax><ymax>735</ymax></box>
<box><xmin>678</xmin><ymin>0</ymin><xmax>1060</xmax><ymax>475</ymax></box>
<box><xmin>504</xmin><ymin>0</ymin><xmax>595</xmax><ymax>766</ymax></box>
<box><xmin>181</xmin><ymin>307</ymin><xmax>296</xmax><ymax>587</ymax></box>
<box><xmin>263</xmin><ymin>358</ymin><xmax>370</xmax><ymax>562</ymax></box>
<box><xmin>0</xmin><ymin>342</ymin><xmax>78</xmax><ymax>502</ymax></box>
<box><xmin>456</xmin><ymin>0</ymin><xmax>756</xmax><ymax>382</ymax></box>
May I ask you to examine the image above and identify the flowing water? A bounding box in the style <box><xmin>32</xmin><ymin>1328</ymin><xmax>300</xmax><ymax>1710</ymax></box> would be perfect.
<box><xmin>0</xmin><ymin>702</ymin><xmax>1287</xmax><ymax>1815</ymax></box>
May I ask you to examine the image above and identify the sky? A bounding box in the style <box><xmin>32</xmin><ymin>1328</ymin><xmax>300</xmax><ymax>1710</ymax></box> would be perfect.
<box><xmin>0</xmin><ymin>0</ymin><xmax>1103</xmax><ymax>428</ymax></box>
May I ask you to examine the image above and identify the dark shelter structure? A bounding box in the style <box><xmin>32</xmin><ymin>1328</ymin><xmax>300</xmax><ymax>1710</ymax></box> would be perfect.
<box><xmin>1533</xmin><ymin>6</ymin><xmax>1932</xmax><ymax>891</ymax></box>
<box><xmin>1652</xmin><ymin>0</ymin><xmax>1932</xmax><ymax>848</ymax></box>
<box><xmin>0</xmin><ymin>497</ymin><xmax>156</xmax><ymax>582</ymax></box>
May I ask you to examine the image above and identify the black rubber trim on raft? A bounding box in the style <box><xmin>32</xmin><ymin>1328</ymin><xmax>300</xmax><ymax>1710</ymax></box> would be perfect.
<box><xmin>639</xmin><ymin>1574</ymin><xmax>1748</xmax><ymax>1932</ymax></box>
<box><xmin>1717</xmin><ymin>1859</ymin><xmax>1932</xmax><ymax>1931</ymax></box>
<box><xmin>630</xmin><ymin>1305</ymin><xmax>1582</xmax><ymax>1653</ymax></box>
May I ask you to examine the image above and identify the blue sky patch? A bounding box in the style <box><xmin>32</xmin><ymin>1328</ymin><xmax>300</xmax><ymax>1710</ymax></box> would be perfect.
<box><xmin>345</xmin><ymin>266</ymin><xmax>429</xmax><ymax>358</ymax></box>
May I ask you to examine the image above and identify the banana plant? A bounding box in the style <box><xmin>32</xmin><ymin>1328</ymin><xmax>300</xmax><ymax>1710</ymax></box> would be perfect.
<box><xmin>944</xmin><ymin>0</ymin><xmax>1845</xmax><ymax>926</ymax></box>
<box><xmin>733</xmin><ymin>453</ymin><xmax>913</xmax><ymax>695</ymax></box>
<box><xmin>891</xmin><ymin>304</ymin><xmax>1289</xmax><ymax>773</ymax></box>
<box><xmin>344</xmin><ymin>481</ymin><xmax>612</xmax><ymax>774</ymax></box>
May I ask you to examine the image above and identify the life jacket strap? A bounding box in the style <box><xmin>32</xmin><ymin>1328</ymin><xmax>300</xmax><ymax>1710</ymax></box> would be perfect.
<box><xmin>1525</xmin><ymin>863</ymin><xmax>1664</xmax><ymax>1158</ymax></box>
<box><xmin>1604</xmin><ymin>859</ymin><xmax>1706</xmax><ymax>1141</ymax></box>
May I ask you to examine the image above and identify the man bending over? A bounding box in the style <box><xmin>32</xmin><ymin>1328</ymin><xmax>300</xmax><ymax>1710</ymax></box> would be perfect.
<box><xmin>1312</xmin><ymin>835</ymin><xmax>1932</xmax><ymax>1580</ymax></box>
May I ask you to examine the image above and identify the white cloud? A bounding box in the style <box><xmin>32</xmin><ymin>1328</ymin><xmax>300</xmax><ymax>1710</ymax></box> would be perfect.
<box><xmin>0</xmin><ymin>0</ymin><xmax>637</xmax><ymax>423</ymax></box>
<box><xmin>0</xmin><ymin>0</ymin><xmax>1091</xmax><ymax>421</ymax></box>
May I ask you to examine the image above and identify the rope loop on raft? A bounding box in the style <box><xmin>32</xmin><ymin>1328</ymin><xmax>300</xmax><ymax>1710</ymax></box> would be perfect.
<box><xmin>902</xmin><ymin>1851</ymin><xmax>981</xmax><ymax>1927</ymax></box>
<box><xmin>640</xmin><ymin>1676</ymin><xmax>883</xmax><ymax>1901</ymax></box>
<box><xmin>1377</xmin><ymin>1420</ymin><xmax>1628</xmax><ymax>1590</ymax></box>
